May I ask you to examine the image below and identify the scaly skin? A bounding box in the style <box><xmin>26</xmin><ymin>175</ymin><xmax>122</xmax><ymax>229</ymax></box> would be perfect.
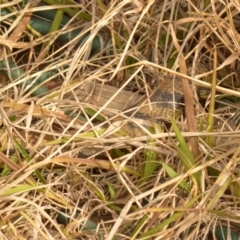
<box><xmin>118</xmin><ymin>67</ymin><xmax>240</xmax><ymax>138</ymax></box>
<box><xmin>80</xmin><ymin>66</ymin><xmax>240</xmax><ymax>157</ymax></box>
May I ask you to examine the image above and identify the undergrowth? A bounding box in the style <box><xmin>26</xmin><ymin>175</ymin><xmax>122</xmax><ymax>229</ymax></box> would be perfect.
<box><xmin>0</xmin><ymin>0</ymin><xmax>240</xmax><ymax>239</ymax></box>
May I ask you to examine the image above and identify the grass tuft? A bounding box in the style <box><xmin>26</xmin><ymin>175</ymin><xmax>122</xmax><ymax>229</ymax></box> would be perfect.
<box><xmin>0</xmin><ymin>0</ymin><xmax>240</xmax><ymax>239</ymax></box>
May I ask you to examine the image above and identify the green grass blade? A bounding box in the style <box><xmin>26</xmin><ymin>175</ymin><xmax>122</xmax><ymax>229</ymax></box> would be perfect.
<box><xmin>206</xmin><ymin>59</ymin><xmax>217</xmax><ymax>147</ymax></box>
<box><xmin>43</xmin><ymin>0</ymin><xmax>92</xmax><ymax>20</ymax></box>
<box><xmin>161</xmin><ymin>162</ymin><xmax>191</xmax><ymax>192</ymax></box>
<box><xmin>0</xmin><ymin>153</ymin><xmax>18</xmax><ymax>176</ymax></box>
<box><xmin>141</xmin><ymin>145</ymin><xmax>157</xmax><ymax>183</ymax></box>
<box><xmin>140</xmin><ymin>212</ymin><xmax>183</xmax><ymax>239</ymax></box>
<box><xmin>139</xmin><ymin>194</ymin><xmax>201</xmax><ymax>239</ymax></box>
<box><xmin>0</xmin><ymin>184</ymin><xmax>37</xmax><ymax>196</ymax></box>
<box><xmin>171</xmin><ymin>119</ymin><xmax>201</xmax><ymax>188</ymax></box>
<box><xmin>171</xmin><ymin>119</ymin><xmax>195</xmax><ymax>166</ymax></box>
<box><xmin>84</xmin><ymin>107</ymin><xmax>106</xmax><ymax>121</ymax></box>
<box><xmin>107</xmin><ymin>182</ymin><xmax>115</xmax><ymax>201</ymax></box>
<box><xmin>131</xmin><ymin>214</ymin><xmax>149</xmax><ymax>238</ymax></box>
<box><xmin>13</xmin><ymin>139</ymin><xmax>46</xmax><ymax>184</ymax></box>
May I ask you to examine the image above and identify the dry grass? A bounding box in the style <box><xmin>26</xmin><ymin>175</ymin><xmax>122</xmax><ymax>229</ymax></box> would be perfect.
<box><xmin>0</xmin><ymin>0</ymin><xmax>240</xmax><ymax>239</ymax></box>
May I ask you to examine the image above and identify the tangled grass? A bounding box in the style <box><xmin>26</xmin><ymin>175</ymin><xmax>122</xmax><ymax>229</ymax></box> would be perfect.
<box><xmin>0</xmin><ymin>0</ymin><xmax>240</xmax><ymax>239</ymax></box>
